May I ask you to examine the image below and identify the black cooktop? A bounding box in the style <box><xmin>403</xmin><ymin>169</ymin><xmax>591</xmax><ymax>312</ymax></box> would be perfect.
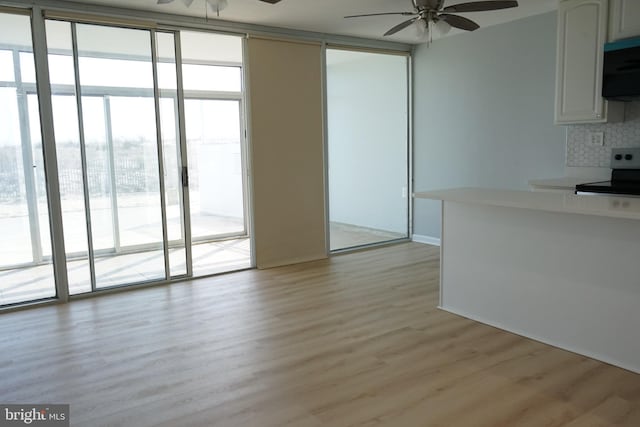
<box><xmin>576</xmin><ymin>180</ymin><xmax>640</xmax><ymax>196</ymax></box>
<box><xmin>575</xmin><ymin>169</ymin><xmax>640</xmax><ymax>196</ymax></box>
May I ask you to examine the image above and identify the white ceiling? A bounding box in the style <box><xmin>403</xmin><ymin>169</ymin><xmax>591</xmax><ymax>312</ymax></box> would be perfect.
<box><xmin>64</xmin><ymin>0</ymin><xmax>558</xmax><ymax>44</ymax></box>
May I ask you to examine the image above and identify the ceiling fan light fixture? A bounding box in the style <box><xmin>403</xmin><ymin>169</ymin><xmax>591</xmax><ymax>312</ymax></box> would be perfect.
<box><xmin>434</xmin><ymin>19</ymin><xmax>451</xmax><ymax>35</ymax></box>
<box><xmin>414</xmin><ymin>18</ymin><xmax>428</xmax><ymax>38</ymax></box>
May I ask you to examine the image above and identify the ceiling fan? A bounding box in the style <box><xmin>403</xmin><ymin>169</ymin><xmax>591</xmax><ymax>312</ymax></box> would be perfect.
<box><xmin>157</xmin><ymin>0</ymin><xmax>282</xmax><ymax>16</ymax></box>
<box><xmin>345</xmin><ymin>0</ymin><xmax>519</xmax><ymax>37</ymax></box>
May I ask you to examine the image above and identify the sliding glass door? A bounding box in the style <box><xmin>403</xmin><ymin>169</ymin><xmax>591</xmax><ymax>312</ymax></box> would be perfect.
<box><xmin>0</xmin><ymin>12</ymin><xmax>250</xmax><ymax>307</ymax></box>
<box><xmin>326</xmin><ymin>48</ymin><xmax>410</xmax><ymax>251</ymax></box>
<box><xmin>45</xmin><ymin>21</ymin><xmax>250</xmax><ymax>294</ymax></box>
<box><xmin>44</xmin><ymin>21</ymin><xmax>181</xmax><ymax>292</ymax></box>
<box><xmin>76</xmin><ymin>24</ymin><xmax>169</xmax><ymax>287</ymax></box>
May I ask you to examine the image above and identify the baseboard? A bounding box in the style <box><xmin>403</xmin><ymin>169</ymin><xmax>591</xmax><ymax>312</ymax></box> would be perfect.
<box><xmin>412</xmin><ymin>234</ymin><xmax>441</xmax><ymax>246</ymax></box>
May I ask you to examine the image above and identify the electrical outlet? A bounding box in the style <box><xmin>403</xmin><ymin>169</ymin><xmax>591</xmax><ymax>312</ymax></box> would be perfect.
<box><xmin>587</xmin><ymin>131</ymin><xmax>605</xmax><ymax>147</ymax></box>
<box><xmin>610</xmin><ymin>148</ymin><xmax>640</xmax><ymax>169</ymax></box>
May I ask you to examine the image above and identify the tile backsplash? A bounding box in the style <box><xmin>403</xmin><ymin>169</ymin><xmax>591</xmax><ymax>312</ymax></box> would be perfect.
<box><xmin>566</xmin><ymin>101</ymin><xmax>640</xmax><ymax>167</ymax></box>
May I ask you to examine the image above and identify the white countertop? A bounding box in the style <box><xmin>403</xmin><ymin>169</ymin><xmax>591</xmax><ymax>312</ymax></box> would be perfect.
<box><xmin>414</xmin><ymin>188</ymin><xmax>640</xmax><ymax>221</ymax></box>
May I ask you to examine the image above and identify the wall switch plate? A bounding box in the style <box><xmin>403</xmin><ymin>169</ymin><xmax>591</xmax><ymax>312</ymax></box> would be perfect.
<box><xmin>587</xmin><ymin>131</ymin><xmax>605</xmax><ymax>147</ymax></box>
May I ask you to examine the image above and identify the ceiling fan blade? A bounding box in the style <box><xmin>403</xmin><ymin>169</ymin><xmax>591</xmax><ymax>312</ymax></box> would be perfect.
<box><xmin>439</xmin><ymin>14</ymin><xmax>480</xmax><ymax>31</ymax></box>
<box><xmin>259</xmin><ymin>0</ymin><xmax>283</xmax><ymax>3</ymax></box>
<box><xmin>157</xmin><ymin>0</ymin><xmax>174</xmax><ymax>4</ymax></box>
<box><xmin>345</xmin><ymin>12</ymin><xmax>415</xmax><ymax>18</ymax></box>
<box><xmin>443</xmin><ymin>1</ymin><xmax>518</xmax><ymax>13</ymax></box>
<box><xmin>384</xmin><ymin>17</ymin><xmax>419</xmax><ymax>36</ymax></box>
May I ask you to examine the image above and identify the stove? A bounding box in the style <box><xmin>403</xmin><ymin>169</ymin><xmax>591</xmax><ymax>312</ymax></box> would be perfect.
<box><xmin>575</xmin><ymin>148</ymin><xmax>640</xmax><ymax>196</ymax></box>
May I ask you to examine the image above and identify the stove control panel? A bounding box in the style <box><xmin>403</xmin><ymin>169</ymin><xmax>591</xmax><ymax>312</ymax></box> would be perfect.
<box><xmin>611</xmin><ymin>148</ymin><xmax>640</xmax><ymax>169</ymax></box>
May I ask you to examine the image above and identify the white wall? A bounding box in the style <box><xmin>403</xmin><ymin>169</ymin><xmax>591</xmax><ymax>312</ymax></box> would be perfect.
<box><xmin>413</xmin><ymin>11</ymin><xmax>567</xmax><ymax>239</ymax></box>
<box><xmin>327</xmin><ymin>50</ymin><xmax>408</xmax><ymax>234</ymax></box>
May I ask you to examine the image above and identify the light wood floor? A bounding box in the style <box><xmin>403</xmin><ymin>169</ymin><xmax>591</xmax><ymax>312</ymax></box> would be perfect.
<box><xmin>1</xmin><ymin>243</ymin><xmax>639</xmax><ymax>426</ymax></box>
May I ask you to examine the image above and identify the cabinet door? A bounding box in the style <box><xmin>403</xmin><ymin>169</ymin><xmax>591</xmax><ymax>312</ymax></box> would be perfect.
<box><xmin>609</xmin><ymin>0</ymin><xmax>640</xmax><ymax>41</ymax></box>
<box><xmin>555</xmin><ymin>0</ymin><xmax>608</xmax><ymax>124</ymax></box>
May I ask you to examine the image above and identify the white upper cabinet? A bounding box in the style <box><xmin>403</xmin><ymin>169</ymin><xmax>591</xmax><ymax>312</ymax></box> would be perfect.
<box><xmin>609</xmin><ymin>0</ymin><xmax>640</xmax><ymax>41</ymax></box>
<box><xmin>555</xmin><ymin>0</ymin><xmax>622</xmax><ymax>124</ymax></box>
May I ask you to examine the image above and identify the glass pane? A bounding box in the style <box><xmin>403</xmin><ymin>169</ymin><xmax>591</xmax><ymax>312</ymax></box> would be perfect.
<box><xmin>0</xmin><ymin>50</ymin><xmax>14</xmax><ymax>81</ymax></box>
<box><xmin>48</xmin><ymin>54</ymin><xmax>75</xmax><ymax>86</ymax></box>
<box><xmin>157</xmin><ymin>31</ymin><xmax>187</xmax><ymax>277</ymax></box>
<box><xmin>108</xmin><ymin>96</ymin><xmax>163</xmax><ymax>248</ymax></box>
<box><xmin>327</xmin><ymin>49</ymin><xmax>409</xmax><ymax>251</ymax></box>
<box><xmin>157</xmin><ymin>62</ymin><xmax>177</xmax><ymax>91</ymax></box>
<box><xmin>54</xmin><ymin>95</ymin><xmax>93</xmax><ymax>294</ymax></box>
<box><xmin>159</xmin><ymin>97</ymin><xmax>181</xmax><ymax>244</ymax></box>
<box><xmin>82</xmin><ymin>96</ymin><xmax>115</xmax><ymax>252</ymax></box>
<box><xmin>76</xmin><ymin>23</ymin><xmax>166</xmax><ymax>288</ymax></box>
<box><xmin>26</xmin><ymin>95</ymin><xmax>53</xmax><ymax>259</ymax></box>
<box><xmin>0</xmin><ymin>87</ymin><xmax>31</xmax><ymax>266</ymax></box>
<box><xmin>185</xmin><ymin>99</ymin><xmax>245</xmax><ymax>241</ymax></box>
<box><xmin>182</xmin><ymin>64</ymin><xmax>241</xmax><ymax>92</ymax></box>
<box><xmin>0</xmin><ymin>13</ymin><xmax>33</xmax><ymax>47</ymax></box>
<box><xmin>180</xmin><ymin>31</ymin><xmax>242</xmax><ymax>63</ymax></box>
<box><xmin>46</xmin><ymin>20</ymin><xmax>76</xmax><ymax>86</ymax></box>
<box><xmin>180</xmin><ymin>31</ymin><xmax>242</xmax><ymax>93</ymax></box>
<box><xmin>79</xmin><ymin>57</ymin><xmax>154</xmax><ymax>89</ymax></box>
<box><xmin>0</xmin><ymin>13</ymin><xmax>55</xmax><ymax>306</ymax></box>
<box><xmin>19</xmin><ymin>51</ymin><xmax>36</xmax><ymax>84</ymax></box>
<box><xmin>77</xmin><ymin>24</ymin><xmax>154</xmax><ymax>90</ymax></box>
<box><xmin>47</xmin><ymin>14</ymin><xmax>92</xmax><ymax>295</ymax></box>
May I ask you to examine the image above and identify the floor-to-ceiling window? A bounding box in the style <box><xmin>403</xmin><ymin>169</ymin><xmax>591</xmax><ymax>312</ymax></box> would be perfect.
<box><xmin>326</xmin><ymin>48</ymin><xmax>410</xmax><ymax>251</ymax></box>
<box><xmin>0</xmin><ymin>9</ymin><xmax>250</xmax><ymax>307</ymax></box>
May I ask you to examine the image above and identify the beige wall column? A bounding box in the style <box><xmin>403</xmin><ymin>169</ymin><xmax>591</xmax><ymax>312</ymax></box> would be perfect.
<box><xmin>246</xmin><ymin>37</ymin><xmax>327</xmax><ymax>269</ymax></box>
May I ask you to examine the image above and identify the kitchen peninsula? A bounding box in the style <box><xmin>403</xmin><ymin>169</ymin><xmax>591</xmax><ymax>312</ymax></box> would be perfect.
<box><xmin>415</xmin><ymin>188</ymin><xmax>640</xmax><ymax>373</ymax></box>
